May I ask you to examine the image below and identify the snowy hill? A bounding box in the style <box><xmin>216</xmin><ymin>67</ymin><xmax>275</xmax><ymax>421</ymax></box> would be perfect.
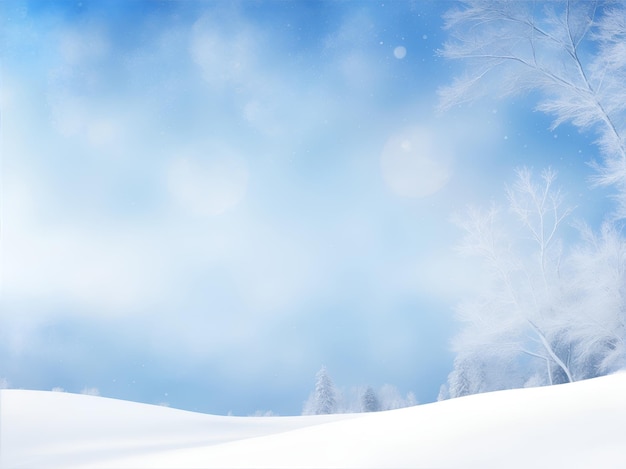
<box><xmin>2</xmin><ymin>372</ymin><xmax>626</xmax><ymax>468</ymax></box>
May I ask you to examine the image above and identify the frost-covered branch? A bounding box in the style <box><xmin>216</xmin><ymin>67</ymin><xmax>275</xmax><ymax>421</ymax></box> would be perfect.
<box><xmin>506</xmin><ymin>167</ymin><xmax>573</xmax><ymax>288</ymax></box>
<box><xmin>439</xmin><ymin>0</ymin><xmax>626</xmax><ymax>216</ymax></box>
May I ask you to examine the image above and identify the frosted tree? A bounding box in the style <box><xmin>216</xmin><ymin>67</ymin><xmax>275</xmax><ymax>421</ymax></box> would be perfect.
<box><xmin>560</xmin><ymin>222</ymin><xmax>626</xmax><ymax>375</ymax></box>
<box><xmin>303</xmin><ymin>379</ymin><xmax>416</xmax><ymax>414</ymax></box>
<box><xmin>377</xmin><ymin>384</ymin><xmax>417</xmax><ymax>410</ymax></box>
<box><xmin>438</xmin><ymin>0</ymin><xmax>626</xmax><ymax>397</ymax></box>
<box><xmin>312</xmin><ymin>366</ymin><xmax>337</xmax><ymax>415</ymax></box>
<box><xmin>444</xmin><ymin>167</ymin><xmax>626</xmax><ymax>394</ymax></box>
<box><xmin>360</xmin><ymin>386</ymin><xmax>380</xmax><ymax>412</ymax></box>
<box><xmin>447</xmin><ymin>168</ymin><xmax>575</xmax><ymax>391</ymax></box>
<box><xmin>439</xmin><ymin>0</ymin><xmax>626</xmax><ymax>216</ymax></box>
<box><xmin>444</xmin><ymin>356</ymin><xmax>489</xmax><ymax>399</ymax></box>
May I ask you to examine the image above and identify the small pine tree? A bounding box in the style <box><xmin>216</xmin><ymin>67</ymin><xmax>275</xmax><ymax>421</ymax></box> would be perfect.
<box><xmin>437</xmin><ymin>384</ymin><xmax>449</xmax><ymax>401</ymax></box>
<box><xmin>361</xmin><ymin>386</ymin><xmax>380</xmax><ymax>412</ymax></box>
<box><xmin>314</xmin><ymin>366</ymin><xmax>337</xmax><ymax>415</ymax></box>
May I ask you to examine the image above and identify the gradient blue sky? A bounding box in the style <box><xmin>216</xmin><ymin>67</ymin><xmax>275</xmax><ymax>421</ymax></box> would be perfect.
<box><xmin>0</xmin><ymin>0</ymin><xmax>611</xmax><ymax>415</ymax></box>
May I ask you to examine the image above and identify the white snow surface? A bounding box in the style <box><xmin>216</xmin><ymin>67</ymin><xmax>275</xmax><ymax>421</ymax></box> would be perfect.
<box><xmin>2</xmin><ymin>372</ymin><xmax>626</xmax><ymax>468</ymax></box>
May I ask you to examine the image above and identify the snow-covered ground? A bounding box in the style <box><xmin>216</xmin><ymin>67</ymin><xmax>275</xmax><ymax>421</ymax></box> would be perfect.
<box><xmin>2</xmin><ymin>372</ymin><xmax>625</xmax><ymax>468</ymax></box>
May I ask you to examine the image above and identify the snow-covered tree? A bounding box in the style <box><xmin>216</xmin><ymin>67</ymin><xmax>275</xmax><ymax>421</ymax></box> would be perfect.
<box><xmin>560</xmin><ymin>222</ymin><xmax>626</xmax><ymax>375</ymax></box>
<box><xmin>445</xmin><ymin>356</ymin><xmax>489</xmax><ymax>399</ymax></box>
<box><xmin>443</xmin><ymin>167</ymin><xmax>626</xmax><ymax>395</ymax></box>
<box><xmin>311</xmin><ymin>366</ymin><xmax>336</xmax><ymax>415</ymax></box>
<box><xmin>302</xmin><ymin>377</ymin><xmax>416</xmax><ymax>414</ymax></box>
<box><xmin>450</xmin><ymin>168</ymin><xmax>575</xmax><ymax>387</ymax></box>
<box><xmin>360</xmin><ymin>386</ymin><xmax>380</xmax><ymax>412</ymax></box>
<box><xmin>438</xmin><ymin>0</ymin><xmax>626</xmax><ymax>397</ymax></box>
<box><xmin>80</xmin><ymin>387</ymin><xmax>101</xmax><ymax>396</ymax></box>
<box><xmin>439</xmin><ymin>0</ymin><xmax>626</xmax><ymax>216</ymax></box>
<box><xmin>377</xmin><ymin>384</ymin><xmax>417</xmax><ymax>410</ymax></box>
<box><xmin>437</xmin><ymin>384</ymin><xmax>448</xmax><ymax>402</ymax></box>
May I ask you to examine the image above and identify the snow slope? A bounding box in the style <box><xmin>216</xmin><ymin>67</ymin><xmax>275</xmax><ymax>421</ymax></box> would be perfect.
<box><xmin>2</xmin><ymin>372</ymin><xmax>625</xmax><ymax>468</ymax></box>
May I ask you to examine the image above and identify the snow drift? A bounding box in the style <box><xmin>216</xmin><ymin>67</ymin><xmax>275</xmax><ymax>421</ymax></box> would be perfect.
<box><xmin>2</xmin><ymin>372</ymin><xmax>625</xmax><ymax>468</ymax></box>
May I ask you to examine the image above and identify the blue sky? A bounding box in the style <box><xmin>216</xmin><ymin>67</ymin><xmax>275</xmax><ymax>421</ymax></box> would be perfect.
<box><xmin>0</xmin><ymin>0</ymin><xmax>611</xmax><ymax>415</ymax></box>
